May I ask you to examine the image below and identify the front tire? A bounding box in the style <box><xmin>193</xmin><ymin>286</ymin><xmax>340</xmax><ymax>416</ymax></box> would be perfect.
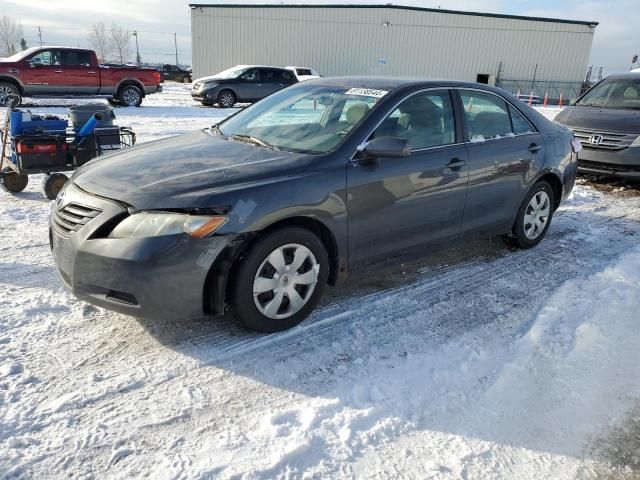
<box><xmin>504</xmin><ymin>180</ymin><xmax>555</xmax><ymax>249</ymax></box>
<box><xmin>230</xmin><ymin>228</ymin><xmax>329</xmax><ymax>333</ymax></box>
<box><xmin>217</xmin><ymin>90</ymin><xmax>236</xmax><ymax>108</ymax></box>
<box><xmin>0</xmin><ymin>82</ymin><xmax>21</xmax><ymax>107</ymax></box>
<box><xmin>118</xmin><ymin>85</ymin><xmax>143</xmax><ymax>107</ymax></box>
<box><xmin>41</xmin><ymin>173</ymin><xmax>69</xmax><ymax>200</ymax></box>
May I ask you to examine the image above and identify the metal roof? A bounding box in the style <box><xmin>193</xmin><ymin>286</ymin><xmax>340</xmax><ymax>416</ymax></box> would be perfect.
<box><xmin>189</xmin><ymin>3</ymin><xmax>599</xmax><ymax>27</ymax></box>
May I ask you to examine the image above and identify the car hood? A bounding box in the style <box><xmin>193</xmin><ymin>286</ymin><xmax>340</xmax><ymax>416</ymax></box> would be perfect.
<box><xmin>72</xmin><ymin>129</ymin><xmax>313</xmax><ymax>210</ymax></box>
<box><xmin>555</xmin><ymin>105</ymin><xmax>640</xmax><ymax>134</ymax></box>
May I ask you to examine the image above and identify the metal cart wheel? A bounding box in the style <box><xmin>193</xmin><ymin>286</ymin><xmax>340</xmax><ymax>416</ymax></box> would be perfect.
<box><xmin>1</xmin><ymin>168</ymin><xmax>29</xmax><ymax>193</ymax></box>
<box><xmin>41</xmin><ymin>173</ymin><xmax>69</xmax><ymax>200</ymax></box>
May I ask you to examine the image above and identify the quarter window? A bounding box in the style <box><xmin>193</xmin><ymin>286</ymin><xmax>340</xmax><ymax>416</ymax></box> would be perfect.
<box><xmin>509</xmin><ymin>105</ymin><xmax>534</xmax><ymax>135</ymax></box>
<box><xmin>372</xmin><ymin>90</ymin><xmax>456</xmax><ymax>150</ymax></box>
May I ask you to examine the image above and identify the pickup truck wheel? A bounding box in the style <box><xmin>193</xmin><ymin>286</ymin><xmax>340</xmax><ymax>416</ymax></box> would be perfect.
<box><xmin>0</xmin><ymin>83</ymin><xmax>21</xmax><ymax>107</ymax></box>
<box><xmin>217</xmin><ymin>90</ymin><xmax>236</xmax><ymax>108</ymax></box>
<box><xmin>41</xmin><ymin>173</ymin><xmax>69</xmax><ymax>200</ymax></box>
<box><xmin>1</xmin><ymin>169</ymin><xmax>28</xmax><ymax>193</ymax></box>
<box><xmin>118</xmin><ymin>85</ymin><xmax>143</xmax><ymax>107</ymax></box>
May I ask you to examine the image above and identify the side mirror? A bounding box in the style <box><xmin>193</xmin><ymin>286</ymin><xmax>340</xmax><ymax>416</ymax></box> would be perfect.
<box><xmin>359</xmin><ymin>136</ymin><xmax>411</xmax><ymax>159</ymax></box>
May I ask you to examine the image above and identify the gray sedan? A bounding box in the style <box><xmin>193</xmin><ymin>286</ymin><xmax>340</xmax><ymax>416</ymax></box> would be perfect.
<box><xmin>51</xmin><ymin>78</ymin><xmax>579</xmax><ymax>332</ymax></box>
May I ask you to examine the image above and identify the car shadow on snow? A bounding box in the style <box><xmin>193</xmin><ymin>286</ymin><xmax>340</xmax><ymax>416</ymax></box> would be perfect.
<box><xmin>132</xmin><ymin>205</ymin><xmax>640</xmax><ymax>465</ymax></box>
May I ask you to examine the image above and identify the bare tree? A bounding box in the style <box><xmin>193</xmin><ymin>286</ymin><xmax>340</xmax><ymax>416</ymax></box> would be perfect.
<box><xmin>109</xmin><ymin>23</ymin><xmax>131</xmax><ymax>64</ymax></box>
<box><xmin>0</xmin><ymin>16</ymin><xmax>23</xmax><ymax>57</ymax></box>
<box><xmin>88</xmin><ymin>22</ymin><xmax>111</xmax><ymax>62</ymax></box>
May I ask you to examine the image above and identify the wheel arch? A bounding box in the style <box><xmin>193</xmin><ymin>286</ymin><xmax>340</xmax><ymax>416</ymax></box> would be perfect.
<box><xmin>536</xmin><ymin>171</ymin><xmax>563</xmax><ymax>211</ymax></box>
<box><xmin>0</xmin><ymin>76</ymin><xmax>24</xmax><ymax>95</ymax></box>
<box><xmin>116</xmin><ymin>79</ymin><xmax>146</xmax><ymax>98</ymax></box>
<box><xmin>203</xmin><ymin>215</ymin><xmax>341</xmax><ymax>316</ymax></box>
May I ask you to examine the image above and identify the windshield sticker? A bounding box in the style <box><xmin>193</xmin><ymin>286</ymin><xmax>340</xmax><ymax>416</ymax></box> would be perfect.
<box><xmin>345</xmin><ymin>88</ymin><xmax>388</xmax><ymax>99</ymax></box>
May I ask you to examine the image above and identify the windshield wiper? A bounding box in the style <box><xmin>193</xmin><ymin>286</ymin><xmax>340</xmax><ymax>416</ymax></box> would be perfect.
<box><xmin>230</xmin><ymin>134</ymin><xmax>280</xmax><ymax>151</ymax></box>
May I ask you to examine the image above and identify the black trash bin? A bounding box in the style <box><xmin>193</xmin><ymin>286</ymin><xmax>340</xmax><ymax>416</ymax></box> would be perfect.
<box><xmin>68</xmin><ymin>104</ymin><xmax>116</xmax><ymax>132</ymax></box>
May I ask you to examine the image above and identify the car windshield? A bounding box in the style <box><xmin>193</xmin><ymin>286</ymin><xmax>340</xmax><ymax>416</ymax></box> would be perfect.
<box><xmin>0</xmin><ymin>47</ymin><xmax>42</xmax><ymax>62</ymax></box>
<box><xmin>577</xmin><ymin>77</ymin><xmax>640</xmax><ymax>109</ymax></box>
<box><xmin>211</xmin><ymin>66</ymin><xmax>248</xmax><ymax>79</ymax></box>
<box><xmin>217</xmin><ymin>84</ymin><xmax>386</xmax><ymax>154</ymax></box>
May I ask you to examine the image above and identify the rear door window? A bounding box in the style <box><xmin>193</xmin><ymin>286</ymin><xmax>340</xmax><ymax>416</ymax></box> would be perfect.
<box><xmin>62</xmin><ymin>51</ymin><xmax>92</xmax><ymax>67</ymax></box>
<box><xmin>460</xmin><ymin>91</ymin><xmax>512</xmax><ymax>141</ymax></box>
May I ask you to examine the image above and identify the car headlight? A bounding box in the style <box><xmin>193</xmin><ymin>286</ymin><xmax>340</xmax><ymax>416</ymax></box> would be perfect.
<box><xmin>630</xmin><ymin>135</ymin><xmax>640</xmax><ymax>147</ymax></box>
<box><xmin>108</xmin><ymin>212</ymin><xmax>227</xmax><ymax>239</ymax></box>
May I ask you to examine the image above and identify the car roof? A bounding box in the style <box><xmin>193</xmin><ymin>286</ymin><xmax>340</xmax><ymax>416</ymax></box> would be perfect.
<box><xmin>306</xmin><ymin>76</ymin><xmax>504</xmax><ymax>92</ymax></box>
<box><xmin>602</xmin><ymin>73</ymin><xmax>640</xmax><ymax>80</ymax></box>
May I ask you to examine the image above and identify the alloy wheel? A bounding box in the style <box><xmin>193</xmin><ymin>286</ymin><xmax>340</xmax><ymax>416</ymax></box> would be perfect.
<box><xmin>219</xmin><ymin>92</ymin><xmax>234</xmax><ymax>107</ymax></box>
<box><xmin>523</xmin><ymin>190</ymin><xmax>550</xmax><ymax>240</ymax></box>
<box><xmin>122</xmin><ymin>88</ymin><xmax>141</xmax><ymax>106</ymax></box>
<box><xmin>253</xmin><ymin>243</ymin><xmax>320</xmax><ymax>320</ymax></box>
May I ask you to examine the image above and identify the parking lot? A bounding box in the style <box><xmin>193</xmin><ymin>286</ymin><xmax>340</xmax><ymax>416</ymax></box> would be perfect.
<box><xmin>1</xmin><ymin>84</ymin><xmax>640</xmax><ymax>479</ymax></box>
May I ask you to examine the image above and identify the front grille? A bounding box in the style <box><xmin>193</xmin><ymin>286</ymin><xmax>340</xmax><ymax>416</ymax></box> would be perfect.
<box><xmin>572</xmin><ymin>128</ymin><xmax>637</xmax><ymax>151</ymax></box>
<box><xmin>52</xmin><ymin>202</ymin><xmax>102</xmax><ymax>236</ymax></box>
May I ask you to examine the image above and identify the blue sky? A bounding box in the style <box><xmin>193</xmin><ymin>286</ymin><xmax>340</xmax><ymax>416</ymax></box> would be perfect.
<box><xmin>1</xmin><ymin>0</ymin><xmax>637</xmax><ymax>74</ymax></box>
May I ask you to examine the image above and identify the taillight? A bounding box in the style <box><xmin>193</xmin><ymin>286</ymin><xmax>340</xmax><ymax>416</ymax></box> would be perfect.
<box><xmin>17</xmin><ymin>143</ymin><xmax>66</xmax><ymax>154</ymax></box>
<box><xmin>153</xmin><ymin>71</ymin><xmax>161</xmax><ymax>84</ymax></box>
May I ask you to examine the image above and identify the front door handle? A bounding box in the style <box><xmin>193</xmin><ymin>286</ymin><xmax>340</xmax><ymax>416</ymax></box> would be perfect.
<box><xmin>528</xmin><ymin>143</ymin><xmax>542</xmax><ymax>153</ymax></box>
<box><xmin>445</xmin><ymin>158</ymin><xmax>466</xmax><ymax>171</ymax></box>
<box><xmin>54</xmin><ymin>70</ymin><xmax>64</xmax><ymax>74</ymax></box>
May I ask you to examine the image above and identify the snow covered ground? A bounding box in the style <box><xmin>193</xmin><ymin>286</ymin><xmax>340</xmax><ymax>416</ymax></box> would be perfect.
<box><xmin>1</xmin><ymin>84</ymin><xmax>639</xmax><ymax>479</ymax></box>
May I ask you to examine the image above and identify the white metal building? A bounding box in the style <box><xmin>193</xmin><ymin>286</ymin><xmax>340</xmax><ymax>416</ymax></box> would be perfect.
<box><xmin>190</xmin><ymin>4</ymin><xmax>598</xmax><ymax>99</ymax></box>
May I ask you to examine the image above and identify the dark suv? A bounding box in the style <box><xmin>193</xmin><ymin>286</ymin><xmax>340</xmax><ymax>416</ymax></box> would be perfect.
<box><xmin>191</xmin><ymin>65</ymin><xmax>297</xmax><ymax>107</ymax></box>
<box><xmin>160</xmin><ymin>64</ymin><xmax>192</xmax><ymax>83</ymax></box>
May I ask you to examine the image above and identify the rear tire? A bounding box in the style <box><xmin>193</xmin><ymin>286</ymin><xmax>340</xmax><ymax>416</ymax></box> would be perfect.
<box><xmin>503</xmin><ymin>180</ymin><xmax>555</xmax><ymax>249</ymax></box>
<box><xmin>118</xmin><ymin>85</ymin><xmax>143</xmax><ymax>107</ymax></box>
<box><xmin>0</xmin><ymin>82</ymin><xmax>21</xmax><ymax>107</ymax></box>
<box><xmin>41</xmin><ymin>173</ymin><xmax>69</xmax><ymax>200</ymax></box>
<box><xmin>1</xmin><ymin>169</ymin><xmax>28</xmax><ymax>193</ymax></box>
<box><xmin>217</xmin><ymin>90</ymin><xmax>236</xmax><ymax>108</ymax></box>
<box><xmin>230</xmin><ymin>227</ymin><xmax>329</xmax><ymax>333</ymax></box>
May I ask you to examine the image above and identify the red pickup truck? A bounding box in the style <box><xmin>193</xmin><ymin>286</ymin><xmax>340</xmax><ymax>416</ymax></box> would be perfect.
<box><xmin>0</xmin><ymin>46</ymin><xmax>162</xmax><ymax>107</ymax></box>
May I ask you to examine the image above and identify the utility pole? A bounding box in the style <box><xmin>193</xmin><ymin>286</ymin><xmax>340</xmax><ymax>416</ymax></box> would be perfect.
<box><xmin>132</xmin><ymin>31</ymin><xmax>141</xmax><ymax>66</ymax></box>
<box><xmin>37</xmin><ymin>27</ymin><xmax>43</xmax><ymax>46</ymax></box>
<box><xmin>174</xmin><ymin>33</ymin><xmax>179</xmax><ymax>66</ymax></box>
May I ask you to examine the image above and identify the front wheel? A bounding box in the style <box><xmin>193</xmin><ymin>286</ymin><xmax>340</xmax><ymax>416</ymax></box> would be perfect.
<box><xmin>0</xmin><ymin>82</ymin><xmax>21</xmax><ymax>107</ymax></box>
<box><xmin>230</xmin><ymin>228</ymin><xmax>329</xmax><ymax>332</ymax></box>
<box><xmin>217</xmin><ymin>90</ymin><xmax>236</xmax><ymax>108</ymax></box>
<box><xmin>504</xmin><ymin>180</ymin><xmax>555</xmax><ymax>249</ymax></box>
<box><xmin>41</xmin><ymin>173</ymin><xmax>69</xmax><ymax>200</ymax></box>
<box><xmin>118</xmin><ymin>85</ymin><xmax>143</xmax><ymax>107</ymax></box>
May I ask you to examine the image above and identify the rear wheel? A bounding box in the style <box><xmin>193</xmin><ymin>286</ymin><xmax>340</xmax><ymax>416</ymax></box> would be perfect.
<box><xmin>118</xmin><ymin>85</ymin><xmax>143</xmax><ymax>107</ymax></box>
<box><xmin>217</xmin><ymin>90</ymin><xmax>236</xmax><ymax>108</ymax></box>
<box><xmin>504</xmin><ymin>180</ymin><xmax>555</xmax><ymax>249</ymax></box>
<box><xmin>1</xmin><ymin>169</ymin><xmax>28</xmax><ymax>193</ymax></box>
<box><xmin>0</xmin><ymin>82</ymin><xmax>21</xmax><ymax>107</ymax></box>
<box><xmin>41</xmin><ymin>173</ymin><xmax>69</xmax><ymax>200</ymax></box>
<box><xmin>230</xmin><ymin>228</ymin><xmax>329</xmax><ymax>332</ymax></box>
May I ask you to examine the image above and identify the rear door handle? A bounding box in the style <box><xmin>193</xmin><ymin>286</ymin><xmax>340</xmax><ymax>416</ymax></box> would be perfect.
<box><xmin>528</xmin><ymin>143</ymin><xmax>542</xmax><ymax>153</ymax></box>
<box><xmin>87</xmin><ymin>71</ymin><xmax>96</xmax><ymax>75</ymax></box>
<box><xmin>445</xmin><ymin>158</ymin><xmax>466</xmax><ymax>171</ymax></box>
<box><xmin>54</xmin><ymin>70</ymin><xmax>64</xmax><ymax>74</ymax></box>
